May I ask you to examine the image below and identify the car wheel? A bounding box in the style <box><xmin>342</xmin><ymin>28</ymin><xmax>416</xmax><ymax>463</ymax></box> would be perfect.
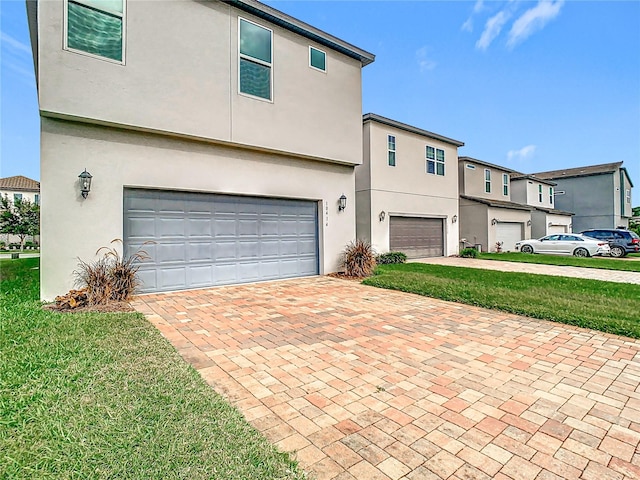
<box><xmin>610</xmin><ymin>246</ymin><xmax>625</xmax><ymax>258</ymax></box>
<box><xmin>574</xmin><ymin>247</ymin><xmax>590</xmax><ymax>257</ymax></box>
<box><xmin>521</xmin><ymin>245</ymin><xmax>534</xmax><ymax>254</ymax></box>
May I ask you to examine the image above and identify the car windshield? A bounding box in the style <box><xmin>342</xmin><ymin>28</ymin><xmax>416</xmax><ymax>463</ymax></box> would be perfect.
<box><xmin>631</xmin><ymin>231</ymin><xmax>640</xmax><ymax>240</ymax></box>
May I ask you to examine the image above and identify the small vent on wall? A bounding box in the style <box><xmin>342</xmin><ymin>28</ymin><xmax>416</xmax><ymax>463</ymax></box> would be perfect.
<box><xmin>466</xmin><ymin>164</ymin><xmax>476</xmax><ymax>169</ymax></box>
<box><xmin>528</xmin><ymin>181</ymin><xmax>533</xmax><ymax>184</ymax></box>
<box><xmin>555</xmin><ymin>190</ymin><xmax>566</xmax><ymax>195</ymax></box>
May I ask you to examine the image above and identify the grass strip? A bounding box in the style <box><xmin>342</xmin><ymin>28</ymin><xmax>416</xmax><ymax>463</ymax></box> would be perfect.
<box><xmin>1</xmin><ymin>258</ymin><xmax>304</xmax><ymax>480</ymax></box>
<box><xmin>479</xmin><ymin>252</ymin><xmax>640</xmax><ymax>273</ymax></box>
<box><xmin>363</xmin><ymin>263</ymin><xmax>640</xmax><ymax>339</ymax></box>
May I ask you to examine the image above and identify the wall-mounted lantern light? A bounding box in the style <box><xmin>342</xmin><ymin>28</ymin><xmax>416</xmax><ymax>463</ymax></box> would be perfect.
<box><xmin>79</xmin><ymin>169</ymin><xmax>93</xmax><ymax>198</ymax></box>
<box><xmin>548</xmin><ymin>222</ymin><xmax>553</xmax><ymax>227</ymax></box>
<box><xmin>491</xmin><ymin>218</ymin><xmax>498</xmax><ymax>225</ymax></box>
<box><xmin>452</xmin><ymin>215</ymin><xmax>458</xmax><ymax>224</ymax></box>
<box><xmin>338</xmin><ymin>194</ymin><xmax>347</xmax><ymax>211</ymax></box>
<box><xmin>527</xmin><ymin>220</ymin><xmax>532</xmax><ymax>226</ymax></box>
<box><xmin>379</xmin><ymin>211</ymin><xmax>386</xmax><ymax>222</ymax></box>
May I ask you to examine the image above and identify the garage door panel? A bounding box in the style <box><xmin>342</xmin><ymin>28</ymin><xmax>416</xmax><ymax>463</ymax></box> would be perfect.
<box><xmin>495</xmin><ymin>222</ymin><xmax>523</xmax><ymax>252</ymax></box>
<box><xmin>390</xmin><ymin>217</ymin><xmax>444</xmax><ymax>258</ymax></box>
<box><xmin>159</xmin><ymin>267</ymin><xmax>187</xmax><ymax>289</ymax></box>
<box><xmin>124</xmin><ymin>189</ymin><xmax>318</xmax><ymax>293</ymax></box>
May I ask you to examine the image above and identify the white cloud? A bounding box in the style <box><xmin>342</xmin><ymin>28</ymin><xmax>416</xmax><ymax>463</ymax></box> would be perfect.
<box><xmin>416</xmin><ymin>46</ymin><xmax>436</xmax><ymax>72</ymax></box>
<box><xmin>476</xmin><ymin>10</ymin><xmax>511</xmax><ymax>51</ymax></box>
<box><xmin>507</xmin><ymin>145</ymin><xmax>537</xmax><ymax>162</ymax></box>
<box><xmin>461</xmin><ymin>17</ymin><xmax>474</xmax><ymax>32</ymax></box>
<box><xmin>507</xmin><ymin>0</ymin><xmax>564</xmax><ymax>49</ymax></box>
<box><xmin>473</xmin><ymin>0</ymin><xmax>485</xmax><ymax>14</ymax></box>
<box><xmin>461</xmin><ymin>0</ymin><xmax>485</xmax><ymax>33</ymax></box>
<box><xmin>1</xmin><ymin>32</ymin><xmax>31</xmax><ymax>55</ymax></box>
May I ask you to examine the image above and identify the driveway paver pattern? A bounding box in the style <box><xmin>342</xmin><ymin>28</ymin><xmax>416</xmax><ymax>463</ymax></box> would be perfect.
<box><xmin>416</xmin><ymin>257</ymin><xmax>640</xmax><ymax>284</ymax></box>
<box><xmin>133</xmin><ymin>277</ymin><xmax>640</xmax><ymax>480</ymax></box>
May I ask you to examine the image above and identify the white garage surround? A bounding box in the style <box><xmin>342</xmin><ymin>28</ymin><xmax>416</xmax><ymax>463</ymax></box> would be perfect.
<box><xmin>124</xmin><ymin>189</ymin><xmax>319</xmax><ymax>293</ymax></box>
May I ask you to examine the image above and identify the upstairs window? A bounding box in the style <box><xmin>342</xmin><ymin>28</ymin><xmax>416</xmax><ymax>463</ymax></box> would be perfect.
<box><xmin>309</xmin><ymin>47</ymin><xmax>326</xmax><ymax>72</ymax></box>
<box><xmin>549</xmin><ymin>187</ymin><xmax>554</xmax><ymax>205</ymax></box>
<box><xmin>626</xmin><ymin>189</ymin><xmax>631</xmax><ymax>204</ymax></box>
<box><xmin>65</xmin><ymin>0</ymin><xmax>124</xmax><ymax>62</ymax></box>
<box><xmin>387</xmin><ymin>135</ymin><xmax>396</xmax><ymax>166</ymax></box>
<box><xmin>538</xmin><ymin>184</ymin><xmax>543</xmax><ymax>202</ymax></box>
<box><xmin>484</xmin><ymin>169</ymin><xmax>491</xmax><ymax>193</ymax></box>
<box><xmin>502</xmin><ymin>174</ymin><xmax>509</xmax><ymax>196</ymax></box>
<box><xmin>239</xmin><ymin>18</ymin><xmax>272</xmax><ymax>101</ymax></box>
<box><xmin>13</xmin><ymin>193</ymin><xmax>22</xmax><ymax>203</ymax></box>
<box><xmin>34</xmin><ymin>194</ymin><xmax>40</xmax><ymax>205</ymax></box>
<box><xmin>425</xmin><ymin>146</ymin><xmax>444</xmax><ymax>175</ymax></box>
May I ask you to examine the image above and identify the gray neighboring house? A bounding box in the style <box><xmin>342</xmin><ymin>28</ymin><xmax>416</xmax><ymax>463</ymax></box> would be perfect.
<box><xmin>509</xmin><ymin>174</ymin><xmax>573</xmax><ymax>239</ymax></box>
<box><xmin>532</xmin><ymin>162</ymin><xmax>634</xmax><ymax>233</ymax></box>
<box><xmin>27</xmin><ymin>0</ymin><xmax>375</xmax><ymax>299</ymax></box>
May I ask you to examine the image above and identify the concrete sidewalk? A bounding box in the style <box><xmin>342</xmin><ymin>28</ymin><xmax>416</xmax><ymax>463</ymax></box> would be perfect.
<box><xmin>415</xmin><ymin>257</ymin><xmax>640</xmax><ymax>285</ymax></box>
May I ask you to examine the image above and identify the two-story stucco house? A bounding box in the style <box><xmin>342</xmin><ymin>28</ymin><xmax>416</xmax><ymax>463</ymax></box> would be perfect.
<box><xmin>27</xmin><ymin>0</ymin><xmax>374</xmax><ymax>299</ymax></box>
<box><xmin>510</xmin><ymin>174</ymin><xmax>573</xmax><ymax>239</ymax></box>
<box><xmin>0</xmin><ymin>175</ymin><xmax>41</xmax><ymax>246</ymax></box>
<box><xmin>356</xmin><ymin>114</ymin><xmax>464</xmax><ymax>258</ymax></box>
<box><xmin>458</xmin><ymin>157</ymin><xmax>532</xmax><ymax>252</ymax></box>
<box><xmin>531</xmin><ymin>162</ymin><xmax>634</xmax><ymax>233</ymax></box>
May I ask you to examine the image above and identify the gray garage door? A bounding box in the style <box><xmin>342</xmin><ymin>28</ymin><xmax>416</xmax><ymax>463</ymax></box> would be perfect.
<box><xmin>495</xmin><ymin>222</ymin><xmax>523</xmax><ymax>252</ymax></box>
<box><xmin>389</xmin><ymin>216</ymin><xmax>444</xmax><ymax>258</ymax></box>
<box><xmin>124</xmin><ymin>189</ymin><xmax>318</xmax><ymax>293</ymax></box>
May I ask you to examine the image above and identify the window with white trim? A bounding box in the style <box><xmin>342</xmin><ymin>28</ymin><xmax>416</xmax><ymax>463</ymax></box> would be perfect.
<box><xmin>538</xmin><ymin>184</ymin><xmax>543</xmax><ymax>202</ymax></box>
<box><xmin>13</xmin><ymin>193</ymin><xmax>22</xmax><ymax>203</ymax></box>
<box><xmin>65</xmin><ymin>0</ymin><xmax>125</xmax><ymax>62</ymax></box>
<box><xmin>426</xmin><ymin>146</ymin><xmax>445</xmax><ymax>176</ymax></box>
<box><xmin>549</xmin><ymin>187</ymin><xmax>554</xmax><ymax>205</ymax></box>
<box><xmin>387</xmin><ymin>135</ymin><xmax>396</xmax><ymax>166</ymax></box>
<box><xmin>239</xmin><ymin>18</ymin><xmax>272</xmax><ymax>100</ymax></box>
<box><xmin>309</xmin><ymin>46</ymin><xmax>326</xmax><ymax>72</ymax></box>
<box><xmin>502</xmin><ymin>174</ymin><xmax>509</xmax><ymax>196</ymax></box>
<box><xmin>484</xmin><ymin>169</ymin><xmax>491</xmax><ymax>193</ymax></box>
<box><xmin>626</xmin><ymin>189</ymin><xmax>631</xmax><ymax>204</ymax></box>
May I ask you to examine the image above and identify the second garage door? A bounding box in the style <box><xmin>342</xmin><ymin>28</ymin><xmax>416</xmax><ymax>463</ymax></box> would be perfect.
<box><xmin>124</xmin><ymin>189</ymin><xmax>319</xmax><ymax>293</ymax></box>
<box><xmin>495</xmin><ymin>222</ymin><xmax>523</xmax><ymax>252</ymax></box>
<box><xmin>389</xmin><ymin>216</ymin><xmax>444</xmax><ymax>258</ymax></box>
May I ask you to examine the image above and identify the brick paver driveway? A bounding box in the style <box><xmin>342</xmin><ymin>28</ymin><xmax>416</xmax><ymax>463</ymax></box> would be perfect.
<box><xmin>133</xmin><ymin>277</ymin><xmax>640</xmax><ymax>480</ymax></box>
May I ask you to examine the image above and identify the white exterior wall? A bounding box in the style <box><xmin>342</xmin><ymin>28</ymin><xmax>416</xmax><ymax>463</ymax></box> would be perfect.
<box><xmin>459</xmin><ymin>161</ymin><xmax>511</xmax><ymax>201</ymax></box>
<box><xmin>40</xmin><ymin>119</ymin><xmax>356</xmax><ymax>300</ymax></box>
<box><xmin>0</xmin><ymin>189</ymin><xmax>39</xmax><ymax>204</ymax></box>
<box><xmin>36</xmin><ymin>0</ymin><xmax>364</xmax><ymax>166</ymax></box>
<box><xmin>357</xmin><ymin>120</ymin><xmax>460</xmax><ymax>256</ymax></box>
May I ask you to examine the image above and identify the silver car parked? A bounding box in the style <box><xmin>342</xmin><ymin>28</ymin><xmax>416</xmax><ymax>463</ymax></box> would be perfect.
<box><xmin>515</xmin><ymin>234</ymin><xmax>611</xmax><ymax>257</ymax></box>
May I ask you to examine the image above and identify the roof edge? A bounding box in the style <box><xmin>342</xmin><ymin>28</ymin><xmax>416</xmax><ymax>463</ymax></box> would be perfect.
<box><xmin>224</xmin><ymin>0</ymin><xmax>375</xmax><ymax>66</ymax></box>
<box><xmin>460</xmin><ymin>194</ymin><xmax>533</xmax><ymax>211</ymax></box>
<box><xmin>362</xmin><ymin>113</ymin><xmax>464</xmax><ymax>147</ymax></box>
<box><xmin>459</xmin><ymin>156</ymin><xmax>520</xmax><ymax>174</ymax></box>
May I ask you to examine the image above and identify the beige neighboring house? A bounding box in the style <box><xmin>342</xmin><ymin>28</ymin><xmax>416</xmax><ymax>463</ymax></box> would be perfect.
<box><xmin>0</xmin><ymin>175</ymin><xmax>40</xmax><ymax>246</ymax></box>
<box><xmin>27</xmin><ymin>0</ymin><xmax>375</xmax><ymax>299</ymax></box>
<box><xmin>356</xmin><ymin>114</ymin><xmax>464</xmax><ymax>258</ymax></box>
<box><xmin>510</xmin><ymin>174</ymin><xmax>573</xmax><ymax>239</ymax></box>
<box><xmin>458</xmin><ymin>157</ymin><xmax>532</xmax><ymax>252</ymax></box>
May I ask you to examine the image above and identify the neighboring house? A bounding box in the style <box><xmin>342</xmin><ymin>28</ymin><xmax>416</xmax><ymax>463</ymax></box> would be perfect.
<box><xmin>458</xmin><ymin>157</ymin><xmax>532</xmax><ymax>252</ymax></box>
<box><xmin>27</xmin><ymin>0</ymin><xmax>375</xmax><ymax>299</ymax></box>
<box><xmin>0</xmin><ymin>175</ymin><xmax>40</xmax><ymax>206</ymax></box>
<box><xmin>531</xmin><ymin>162</ymin><xmax>634</xmax><ymax>232</ymax></box>
<box><xmin>510</xmin><ymin>174</ymin><xmax>573</xmax><ymax>238</ymax></box>
<box><xmin>0</xmin><ymin>175</ymin><xmax>40</xmax><ymax>246</ymax></box>
<box><xmin>356</xmin><ymin>114</ymin><xmax>464</xmax><ymax>258</ymax></box>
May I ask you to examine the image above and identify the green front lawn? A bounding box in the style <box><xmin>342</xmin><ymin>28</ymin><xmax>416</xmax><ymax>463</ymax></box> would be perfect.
<box><xmin>364</xmin><ymin>263</ymin><xmax>640</xmax><ymax>339</ymax></box>
<box><xmin>0</xmin><ymin>258</ymin><xmax>304</xmax><ymax>480</ymax></box>
<box><xmin>479</xmin><ymin>252</ymin><xmax>640</xmax><ymax>273</ymax></box>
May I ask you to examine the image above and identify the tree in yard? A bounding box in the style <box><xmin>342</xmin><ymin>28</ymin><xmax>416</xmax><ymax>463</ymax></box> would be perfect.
<box><xmin>0</xmin><ymin>195</ymin><xmax>40</xmax><ymax>251</ymax></box>
<box><xmin>630</xmin><ymin>206</ymin><xmax>640</xmax><ymax>236</ymax></box>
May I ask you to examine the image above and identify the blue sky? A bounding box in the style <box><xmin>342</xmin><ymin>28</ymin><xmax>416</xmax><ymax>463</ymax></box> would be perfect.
<box><xmin>2</xmin><ymin>0</ymin><xmax>639</xmax><ymax>197</ymax></box>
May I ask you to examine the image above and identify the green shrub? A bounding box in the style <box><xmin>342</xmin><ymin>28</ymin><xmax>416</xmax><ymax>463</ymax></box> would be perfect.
<box><xmin>460</xmin><ymin>247</ymin><xmax>479</xmax><ymax>258</ymax></box>
<box><xmin>376</xmin><ymin>251</ymin><xmax>407</xmax><ymax>265</ymax></box>
<box><xmin>342</xmin><ymin>239</ymin><xmax>376</xmax><ymax>277</ymax></box>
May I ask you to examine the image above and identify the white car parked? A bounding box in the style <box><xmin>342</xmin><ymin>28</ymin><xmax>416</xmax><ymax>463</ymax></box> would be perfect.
<box><xmin>515</xmin><ymin>234</ymin><xmax>611</xmax><ymax>257</ymax></box>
